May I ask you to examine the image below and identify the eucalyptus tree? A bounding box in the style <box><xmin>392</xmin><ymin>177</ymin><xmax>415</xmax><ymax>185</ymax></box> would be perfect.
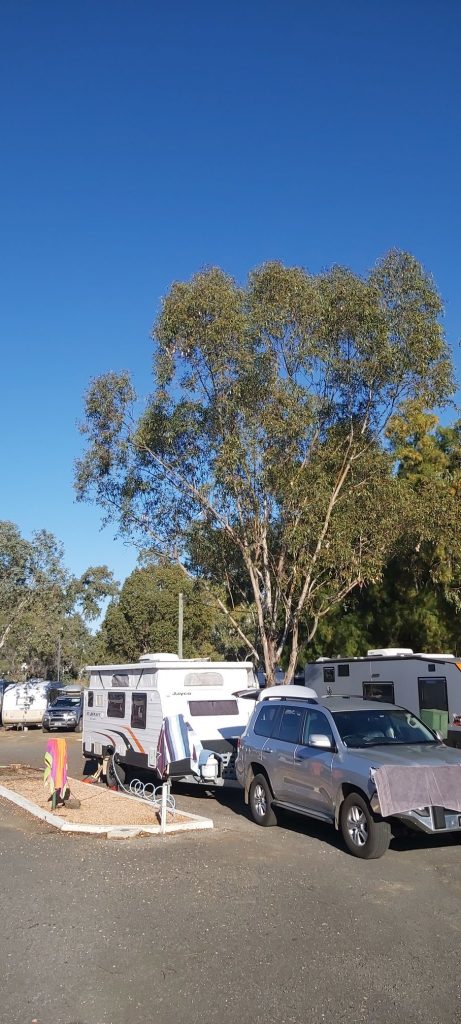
<box><xmin>76</xmin><ymin>251</ymin><xmax>453</xmax><ymax>683</ymax></box>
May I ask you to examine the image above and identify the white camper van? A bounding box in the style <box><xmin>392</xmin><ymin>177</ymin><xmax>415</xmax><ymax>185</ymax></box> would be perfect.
<box><xmin>83</xmin><ymin>653</ymin><xmax>259</xmax><ymax>786</ymax></box>
<box><xmin>2</xmin><ymin>679</ymin><xmax>61</xmax><ymax>727</ymax></box>
<box><xmin>305</xmin><ymin>648</ymin><xmax>461</xmax><ymax>739</ymax></box>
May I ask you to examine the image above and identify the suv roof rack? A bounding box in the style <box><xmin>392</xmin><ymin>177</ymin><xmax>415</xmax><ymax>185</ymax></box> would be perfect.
<box><xmin>259</xmin><ymin>684</ymin><xmax>318</xmax><ymax>703</ymax></box>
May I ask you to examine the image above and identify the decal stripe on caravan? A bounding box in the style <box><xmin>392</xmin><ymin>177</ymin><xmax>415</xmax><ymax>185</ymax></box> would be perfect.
<box><xmin>124</xmin><ymin>727</ymin><xmax>146</xmax><ymax>754</ymax></box>
<box><xmin>91</xmin><ymin>727</ymin><xmax>145</xmax><ymax>755</ymax></box>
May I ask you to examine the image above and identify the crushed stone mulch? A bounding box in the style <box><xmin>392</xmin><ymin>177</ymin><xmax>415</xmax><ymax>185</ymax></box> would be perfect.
<box><xmin>0</xmin><ymin>765</ymin><xmax>189</xmax><ymax>827</ymax></box>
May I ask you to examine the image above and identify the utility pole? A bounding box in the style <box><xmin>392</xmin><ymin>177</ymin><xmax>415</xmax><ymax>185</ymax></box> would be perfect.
<box><xmin>57</xmin><ymin>628</ymin><xmax>63</xmax><ymax>683</ymax></box>
<box><xmin>57</xmin><ymin>633</ymin><xmax>62</xmax><ymax>683</ymax></box>
<box><xmin>178</xmin><ymin>592</ymin><xmax>183</xmax><ymax>659</ymax></box>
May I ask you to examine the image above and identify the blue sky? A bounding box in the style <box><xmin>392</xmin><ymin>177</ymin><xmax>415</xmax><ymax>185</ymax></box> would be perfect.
<box><xmin>1</xmin><ymin>0</ymin><xmax>460</xmax><ymax>591</ymax></box>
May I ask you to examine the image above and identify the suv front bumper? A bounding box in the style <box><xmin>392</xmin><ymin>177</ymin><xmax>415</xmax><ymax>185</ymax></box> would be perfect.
<box><xmin>370</xmin><ymin>793</ymin><xmax>461</xmax><ymax>834</ymax></box>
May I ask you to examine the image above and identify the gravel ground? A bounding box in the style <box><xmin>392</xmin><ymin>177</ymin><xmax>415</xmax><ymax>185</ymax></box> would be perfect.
<box><xmin>3</xmin><ymin>732</ymin><xmax>461</xmax><ymax>1023</ymax></box>
<box><xmin>0</xmin><ymin>766</ymin><xmax>188</xmax><ymax>826</ymax></box>
<box><xmin>2</xmin><ymin>794</ymin><xmax>461</xmax><ymax>1024</ymax></box>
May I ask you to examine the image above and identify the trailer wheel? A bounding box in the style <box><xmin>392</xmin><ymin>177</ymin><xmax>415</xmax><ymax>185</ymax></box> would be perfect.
<box><xmin>107</xmin><ymin>756</ymin><xmax>125</xmax><ymax>789</ymax></box>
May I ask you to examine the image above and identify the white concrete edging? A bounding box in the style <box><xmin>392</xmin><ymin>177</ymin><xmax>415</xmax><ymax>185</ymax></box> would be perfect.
<box><xmin>0</xmin><ymin>783</ymin><xmax>213</xmax><ymax>837</ymax></box>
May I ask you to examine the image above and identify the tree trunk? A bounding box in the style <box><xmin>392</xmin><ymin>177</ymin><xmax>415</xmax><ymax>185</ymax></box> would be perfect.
<box><xmin>262</xmin><ymin>635</ymin><xmax>279</xmax><ymax>687</ymax></box>
<box><xmin>283</xmin><ymin>620</ymin><xmax>299</xmax><ymax>686</ymax></box>
<box><xmin>0</xmin><ymin>598</ymin><xmax>28</xmax><ymax>650</ymax></box>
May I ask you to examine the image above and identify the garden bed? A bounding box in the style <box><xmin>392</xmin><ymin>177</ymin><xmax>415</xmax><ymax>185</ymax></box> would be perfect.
<box><xmin>0</xmin><ymin>765</ymin><xmax>213</xmax><ymax>837</ymax></box>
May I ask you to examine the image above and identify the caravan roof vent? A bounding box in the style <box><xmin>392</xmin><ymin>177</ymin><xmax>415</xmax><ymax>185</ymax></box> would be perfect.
<box><xmin>367</xmin><ymin>648</ymin><xmax>413</xmax><ymax>657</ymax></box>
<box><xmin>138</xmin><ymin>652</ymin><xmax>180</xmax><ymax>663</ymax></box>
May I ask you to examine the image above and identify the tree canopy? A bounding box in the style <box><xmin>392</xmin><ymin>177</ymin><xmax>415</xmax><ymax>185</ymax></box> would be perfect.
<box><xmin>0</xmin><ymin>521</ymin><xmax>118</xmax><ymax>680</ymax></box>
<box><xmin>76</xmin><ymin>251</ymin><xmax>455</xmax><ymax>683</ymax></box>
<box><xmin>95</xmin><ymin>561</ymin><xmax>254</xmax><ymax>663</ymax></box>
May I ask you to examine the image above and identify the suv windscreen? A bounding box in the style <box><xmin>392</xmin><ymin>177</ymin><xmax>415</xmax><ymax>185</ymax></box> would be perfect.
<box><xmin>50</xmin><ymin>697</ymin><xmax>81</xmax><ymax>708</ymax></box>
<box><xmin>332</xmin><ymin>708</ymin><xmax>438</xmax><ymax>748</ymax></box>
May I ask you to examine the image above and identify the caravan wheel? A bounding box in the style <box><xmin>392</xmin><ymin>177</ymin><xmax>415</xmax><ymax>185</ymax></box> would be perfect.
<box><xmin>106</xmin><ymin>757</ymin><xmax>125</xmax><ymax>789</ymax></box>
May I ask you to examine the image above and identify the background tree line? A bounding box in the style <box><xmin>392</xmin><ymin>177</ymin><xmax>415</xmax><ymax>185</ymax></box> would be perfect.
<box><xmin>96</xmin><ymin>402</ymin><xmax>461</xmax><ymax>666</ymax></box>
<box><xmin>0</xmin><ymin>521</ymin><xmax>117</xmax><ymax>681</ymax></box>
<box><xmin>3</xmin><ymin>398</ymin><xmax>460</xmax><ymax>681</ymax></box>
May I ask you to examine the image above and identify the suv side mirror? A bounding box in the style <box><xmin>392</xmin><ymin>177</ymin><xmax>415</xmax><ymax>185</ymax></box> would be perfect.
<box><xmin>309</xmin><ymin>734</ymin><xmax>334</xmax><ymax>751</ymax></box>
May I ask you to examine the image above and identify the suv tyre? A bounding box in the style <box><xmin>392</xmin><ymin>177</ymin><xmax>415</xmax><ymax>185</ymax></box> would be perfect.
<box><xmin>249</xmin><ymin>774</ymin><xmax>277</xmax><ymax>827</ymax></box>
<box><xmin>340</xmin><ymin>791</ymin><xmax>391</xmax><ymax>859</ymax></box>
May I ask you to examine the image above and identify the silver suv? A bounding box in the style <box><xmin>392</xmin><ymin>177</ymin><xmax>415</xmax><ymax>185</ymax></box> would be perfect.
<box><xmin>235</xmin><ymin>685</ymin><xmax>461</xmax><ymax>859</ymax></box>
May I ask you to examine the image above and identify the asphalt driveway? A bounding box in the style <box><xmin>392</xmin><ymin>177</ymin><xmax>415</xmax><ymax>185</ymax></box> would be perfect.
<box><xmin>1</xmin><ymin>728</ymin><xmax>461</xmax><ymax>1024</ymax></box>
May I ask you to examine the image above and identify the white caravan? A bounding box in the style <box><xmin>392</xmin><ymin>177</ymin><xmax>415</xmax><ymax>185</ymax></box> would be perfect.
<box><xmin>2</xmin><ymin>679</ymin><xmax>61</xmax><ymax>727</ymax></box>
<box><xmin>305</xmin><ymin>648</ymin><xmax>461</xmax><ymax>738</ymax></box>
<box><xmin>83</xmin><ymin>653</ymin><xmax>259</xmax><ymax>786</ymax></box>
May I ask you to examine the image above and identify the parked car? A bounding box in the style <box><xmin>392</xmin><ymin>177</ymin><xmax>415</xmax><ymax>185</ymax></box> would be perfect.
<box><xmin>42</xmin><ymin>691</ymin><xmax>83</xmax><ymax>732</ymax></box>
<box><xmin>235</xmin><ymin>686</ymin><xmax>461</xmax><ymax>859</ymax></box>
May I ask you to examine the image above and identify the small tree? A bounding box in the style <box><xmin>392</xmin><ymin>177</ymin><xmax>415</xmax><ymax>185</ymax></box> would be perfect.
<box><xmin>76</xmin><ymin>251</ymin><xmax>454</xmax><ymax>684</ymax></box>
<box><xmin>0</xmin><ymin>521</ymin><xmax>118</xmax><ymax>679</ymax></box>
<box><xmin>96</xmin><ymin>562</ymin><xmax>254</xmax><ymax>663</ymax></box>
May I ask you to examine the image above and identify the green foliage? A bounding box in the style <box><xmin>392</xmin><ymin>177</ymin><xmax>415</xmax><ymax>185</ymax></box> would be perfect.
<box><xmin>76</xmin><ymin>251</ymin><xmax>454</xmax><ymax>683</ymax></box>
<box><xmin>96</xmin><ymin>562</ymin><xmax>253</xmax><ymax>663</ymax></box>
<box><xmin>387</xmin><ymin>403</ymin><xmax>461</xmax><ymax>609</ymax></box>
<box><xmin>299</xmin><ymin>403</ymin><xmax>461</xmax><ymax>661</ymax></box>
<box><xmin>0</xmin><ymin>521</ymin><xmax>118</xmax><ymax>680</ymax></box>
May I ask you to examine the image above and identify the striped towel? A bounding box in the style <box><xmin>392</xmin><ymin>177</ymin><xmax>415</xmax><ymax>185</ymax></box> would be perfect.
<box><xmin>156</xmin><ymin>715</ymin><xmax>203</xmax><ymax>778</ymax></box>
<box><xmin>44</xmin><ymin>737</ymin><xmax>68</xmax><ymax>796</ymax></box>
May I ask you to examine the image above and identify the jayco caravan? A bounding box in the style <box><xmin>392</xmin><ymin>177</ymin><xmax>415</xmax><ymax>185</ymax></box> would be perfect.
<box><xmin>305</xmin><ymin>648</ymin><xmax>461</xmax><ymax>737</ymax></box>
<box><xmin>2</xmin><ymin>680</ymin><xmax>61</xmax><ymax>727</ymax></box>
<box><xmin>83</xmin><ymin>653</ymin><xmax>259</xmax><ymax>786</ymax></box>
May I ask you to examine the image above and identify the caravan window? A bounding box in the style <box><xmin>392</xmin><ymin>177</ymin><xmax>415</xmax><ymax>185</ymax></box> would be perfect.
<box><xmin>363</xmin><ymin>682</ymin><xmax>395</xmax><ymax>703</ymax></box>
<box><xmin>131</xmin><ymin>693</ymin><xmax>147</xmax><ymax>729</ymax></box>
<box><xmin>184</xmin><ymin>671</ymin><xmax>224</xmax><ymax>687</ymax></box>
<box><xmin>338</xmin><ymin>664</ymin><xmax>350</xmax><ymax>677</ymax></box>
<box><xmin>87</xmin><ymin>691</ymin><xmax>94</xmax><ymax>708</ymax></box>
<box><xmin>188</xmin><ymin>699</ymin><xmax>239</xmax><ymax>717</ymax></box>
<box><xmin>107</xmin><ymin>692</ymin><xmax>125</xmax><ymax>718</ymax></box>
<box><xmin>418</xmin><ymin>677</ymin><xmax>448</xmax><ymax>712</ymax></box>
<box><xmin>323</xmin><ymin>667</ymin><xmax>335</xmax><ymax>683</ymax></box>
<box><xmin>111</xmin><ymin>673</ymin><xmax>129</xmax><ymax>688</ymax></box>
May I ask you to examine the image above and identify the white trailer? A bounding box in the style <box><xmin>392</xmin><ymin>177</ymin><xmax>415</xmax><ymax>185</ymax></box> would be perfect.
<box><xmin>305</xmin><ymin>648</ymin><xmax>461</xmax><ymax>739</ymax></box>
<box><xmin>2</xmin><ymin>679</ymin><xmax>61</xmax><ymax>727</ymax></box>
<box><xmin>83</xmin><ymin>653</ymin><xmax>259</xmax><ymax>786</ymax></box>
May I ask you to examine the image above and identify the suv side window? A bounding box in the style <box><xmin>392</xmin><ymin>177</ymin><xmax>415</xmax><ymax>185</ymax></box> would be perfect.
<box><xmin>274</xmin><ymin>706</ymin><xmax>305</xmax><ymax>744</ymax></box>
<box><xmin>302</xmin><ymin>709</ymin><xmax>335</xmax><ymax>747</ymax></box>
<box><xmin>254</xmin><ymin>703</ymin><xmax>280</xmax><ymax>738</ymax></box>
